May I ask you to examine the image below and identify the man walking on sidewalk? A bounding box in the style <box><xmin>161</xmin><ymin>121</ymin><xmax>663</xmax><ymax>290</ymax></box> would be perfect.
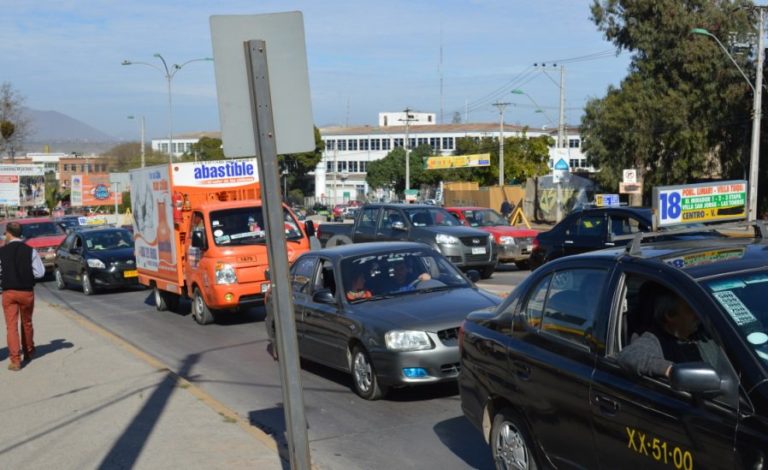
<box><xmin>1</xmin><ymin>221</ymin><xmax>45</xmax><ymax>371</ymax></box>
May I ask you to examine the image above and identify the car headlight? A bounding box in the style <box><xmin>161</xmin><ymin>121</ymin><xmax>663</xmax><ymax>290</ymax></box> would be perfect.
<box><xmin>87</xmin><ymin>258</ymin><xmax>106</xmax><ymax>269</ymax></box>
<box><xmin>499</xmin><ymin>236</ymin><xmax>516</xmax><ymax>245</ymax></box>
<box><xmin>385</xmin><ymin>330</ymin><xmax>433</xmax><ymax>351</ymax></box>
<box><xmin>435</xmin><ymin>234</ymin><xmax>460</xmax><ymax>245</ymax></box>
<box><xmin>215</xmin><ymin>263</ymin><xmax>238</xmax><ymax>285</ymax></box>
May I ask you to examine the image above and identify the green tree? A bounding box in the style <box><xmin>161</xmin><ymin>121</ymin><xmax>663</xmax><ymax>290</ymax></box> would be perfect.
<box><xmin>44</xmin><ymin>172</ymin><xmax>60</xmax><ymax>211</ymax></box>
<box><xmin>106</xmin><ymin>142</ymin><xmax>167</xmax><ymax>171</ymax></box>
<box><xmin>0</xmin><ymin>82</ymin><xmax>31</xmax><ymax>162</ymax></box>
<box><xmin>366</xmin><ymin>144</ymin><xmax>436</xmax><ymax>195</ymax></box>
<box><xmin>584</xmin><ymin>0</ymin><xmax>755</xmax><ymax>203</ymax></box>
<box><xmin>184</xmin><ymin>136</ymin><xmax>224</xmax><ymax>161</ymax></box>
<box><xmin>278</xmin><ymin>126</ymin><xmax>323</xmax><ymax>197</ymax></box>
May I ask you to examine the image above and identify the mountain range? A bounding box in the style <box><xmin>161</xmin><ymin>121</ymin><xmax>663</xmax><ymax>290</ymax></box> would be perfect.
<box><xmin>21</xmin><ymin>108</ymin><xmax>117</xmax><ymax>154</ymax></box>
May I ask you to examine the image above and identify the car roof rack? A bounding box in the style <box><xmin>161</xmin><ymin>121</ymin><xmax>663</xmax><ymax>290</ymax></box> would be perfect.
<box><xmin>617</xmin><ymin>219</ymin><xmax>767</xmax><ymax>256</ymax></box>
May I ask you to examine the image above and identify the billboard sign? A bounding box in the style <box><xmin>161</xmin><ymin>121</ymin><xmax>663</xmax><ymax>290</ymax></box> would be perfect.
<box><xmin>424</xmin><ymin>154</ymin><xmax>491</xmax><ymax>170</ymax></box>
<box><xmin>70</xmin><ymin>174</ymin><xmax>122</xmax><ymax>207</ymax></box>
<box><xmin>0</xmin><ymin>164</ymin><xmax>45</xmax><ymax>206</ymax></box>
<box><xmin>653</xmin><ymin>180</ymin><xmax>747</xmax><ymax>228</ymax></box>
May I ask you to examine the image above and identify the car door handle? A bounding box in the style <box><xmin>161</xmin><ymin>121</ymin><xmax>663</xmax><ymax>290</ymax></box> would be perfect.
<box><xmin>604</xmin><ymin>242</ymin><xmax>615</xmax><ymax>246</ymax></box>
<box><xmin>593</xmin><ymin>393</ymin><xmax>619</xmax><ymax>414</ymax></box>
<box><xmin>564</xmin><ymin>240</ymin><xmax>574</xmax><ymax>244</ymax></box>
<box><xmin>512</xmin><ymin>361</ymin><xmax>531</xmax><ymax>381</ymax></box>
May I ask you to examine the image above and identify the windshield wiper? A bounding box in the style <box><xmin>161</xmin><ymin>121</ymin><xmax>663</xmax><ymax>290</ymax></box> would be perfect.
<box><xmin>228</xmin><ymin>237</ymin><xmax>267</xmax><ymax>245</ymax></box>
<box><xmin>417</xmin><ymin>286</ymin><xmax>454</xmax><ymax>294</ymax></box>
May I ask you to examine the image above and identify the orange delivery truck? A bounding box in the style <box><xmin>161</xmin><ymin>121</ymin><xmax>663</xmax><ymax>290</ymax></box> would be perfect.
<box><xmin>130</xmin><ymin>158</ymin><xmax>314</xmax><ymax>324</ymax></box>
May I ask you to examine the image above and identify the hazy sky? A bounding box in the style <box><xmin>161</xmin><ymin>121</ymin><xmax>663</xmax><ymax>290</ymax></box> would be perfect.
<box><xmin>0</xmin><ymin>1</ymin><xmax>630</xmax><ymax>140</ymax></box>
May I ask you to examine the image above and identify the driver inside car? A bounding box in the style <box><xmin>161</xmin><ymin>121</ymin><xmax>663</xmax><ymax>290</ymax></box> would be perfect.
<box><xmin>390</xmin><ymin>260</ymin><xmax>431</xmax><ymax>293</ymax></box>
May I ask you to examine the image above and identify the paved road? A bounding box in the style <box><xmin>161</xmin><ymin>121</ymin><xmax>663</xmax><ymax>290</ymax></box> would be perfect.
<box><xmin>37</xmin><ymin>265</ymin><xmax>529</xmax><ymax>470</ymax></box>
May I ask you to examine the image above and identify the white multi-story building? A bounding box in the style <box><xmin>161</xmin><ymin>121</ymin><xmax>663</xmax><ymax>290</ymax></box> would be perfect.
<box><xmin>151</xmin><ymin>131</ymin><xmax>220</xmax><ymax>158</ymax></box>
<box><xmin>315</xmin><ymin>119</ymin><xmax>587</xmax><ymax>204</ymax></box>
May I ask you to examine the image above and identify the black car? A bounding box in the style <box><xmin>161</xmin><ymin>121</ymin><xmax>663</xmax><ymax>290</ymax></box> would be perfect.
<box><xmin>529</xmin><ymin>206</ymin><xmax>652</xmax><ymax>269</ymax></box>
<box><xmin>53</xmin><ymin>227</ymin><xmax>138</xmax><ymax>295</ymax></box>
<box><xmin>54</xmin><ymin>215</ymin><xmax>84</xmax><ymax>232</ymax></box>
<box><xmin>459</xmin><ymin>233</ymin><xmax>768</xmax><ymax>469</ymax></box>
<box><xmin>266</xmin><ymin>241</ymin><xmax>501</xmax><ymax>400</ymax></box>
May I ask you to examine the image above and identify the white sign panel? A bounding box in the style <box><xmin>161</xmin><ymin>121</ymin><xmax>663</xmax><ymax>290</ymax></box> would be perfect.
<box><xmin>71</xmin><ymin>174</ymin><xmax>83</xmax><ymax>207</ymax></box>
<box><xmin>210</xmin><ymin>12</ymin><xmax>315</xmax><ymax>158</ymax></box>
<box><xmin>171</xmin><ymin>159</ymin><xmax>259</xmax><ymax>187</ymax></box>
<box><xmin>623</xmin><ymin>169</ymin><xmax>637</xmax><ymax>184</ymax></box>
<box><xmin>0</xmin><ymin>164</ymin><xmax>45</xmax><ymax>206</ymax></box>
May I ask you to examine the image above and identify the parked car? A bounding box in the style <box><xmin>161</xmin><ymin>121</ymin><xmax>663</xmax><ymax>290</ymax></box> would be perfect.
<box><xmin>446</xmin><ymin>206</ymin><xmax>539</xmax><ymax>269</ymax></box>
<box><xmin>266</xmin><ymin>241</ymin><xmax>502</xmax><ymax>400</ymax></box>
<box><xmin>529</xmin><ymin>206</ymin><xmax>652</xmax><ymax>270</ymax></box>
<box><xmin>54</xmin><ymin>215</ymin><xmax>85</xmax><ymax>232</ymax></box>
<box><xmin>332</xmin><ymin>204</ymin><xmax>348</xmax><ymax>222</ymax></box>
<box><xmin>0</xmin><ymin>217</ymin><xmax>67</xmax><ymax>271</ymax></box>
<box><xmin>459</xmin><ymin>232</ymin><xmax>768</xmax><ymax>469</ymax></box>
<box><xmin>53</xmin><ymin>227</ymin><xmax>138</xmax><ymax>295</ymax></box>
<box><xmin>316</xmin><ymin>203</ymin><xmax>499</xmax><ymax>278</ymax></box>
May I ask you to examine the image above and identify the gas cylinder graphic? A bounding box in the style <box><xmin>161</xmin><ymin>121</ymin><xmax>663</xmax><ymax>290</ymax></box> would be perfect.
<box><xmin>157</xmin><ymin>198</ymin><xmax>174</xmax><ymax>265</ymax></box>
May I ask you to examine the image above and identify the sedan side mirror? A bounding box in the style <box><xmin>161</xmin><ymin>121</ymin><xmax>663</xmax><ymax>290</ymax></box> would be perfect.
<box><xmin>670</xmin><ymin>362</ymin><xmax>723</xmax><ymax>396</ymax></box>
<box><xmin>312</xmin><ymin>289</ymin><xmax>336</xmax><ymax>305</ymax></box>
<box><xmin>392</xmin><ymin>221</ymin><xmax>406</xmax><ymax>231</ymax></box>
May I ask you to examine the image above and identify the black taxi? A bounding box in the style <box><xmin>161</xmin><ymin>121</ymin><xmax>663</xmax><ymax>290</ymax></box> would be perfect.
<box><xmin>459</xmin><ymin>231</ymin><xmax>768</xmax><ymax>469</ymax></box>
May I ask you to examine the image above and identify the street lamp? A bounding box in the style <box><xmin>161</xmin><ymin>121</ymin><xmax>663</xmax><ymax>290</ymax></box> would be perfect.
<box><xmin>692</xmin><ymin>21</ymin><xmax>764</xmax><ymax>221</ymax></box>
<box><xmin>127</xmin><ymin>115</ymin><xmax>146</xmax><ymax>167</ymax></box>
<box><xmin>122</xmin><ymin>54</ymin><xmax>213</xmax><ymax>162</ymax></box>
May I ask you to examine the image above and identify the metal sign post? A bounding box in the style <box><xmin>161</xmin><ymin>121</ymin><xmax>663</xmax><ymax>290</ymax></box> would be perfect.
<box><xmin>245</xmin><ymin>40</ymin><xmax>311</xmax><ymax>469</ymax></box>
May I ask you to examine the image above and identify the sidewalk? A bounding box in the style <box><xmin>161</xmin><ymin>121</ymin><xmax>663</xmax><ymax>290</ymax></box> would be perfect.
<box><xmin>0</xmin><ymin>299</ymin><xmax>284</xmax><ymax>470</ymax></box>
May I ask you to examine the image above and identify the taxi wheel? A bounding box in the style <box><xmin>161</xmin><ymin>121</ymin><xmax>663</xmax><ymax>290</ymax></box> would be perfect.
<box><xmin>82</xmin><ymin>272</ymin><xmax>96</xmax><ymax>296</ymax></box>
<box><xmin>350</xmin><ymin>346</ymin><xmax>387</xmax><ymax>400</ymax></box>
<box><xmin>491</xmin><ymin>408</ymin><xmax>538</xmax><ymax>470</ymax></box>
<box><xmin>192</xmin><ymin>288</ymin><xmax>215</xmax><ymax>325</ymax></box>
<box><xmin>54</xmin><ymin>268</ymin><xmax>67</xmax><ymax>290</ymax></box>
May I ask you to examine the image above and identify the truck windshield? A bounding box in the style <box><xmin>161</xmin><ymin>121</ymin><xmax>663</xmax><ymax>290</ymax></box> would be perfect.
<box><xmin>703</xmin><ymin>270</ymin><xmax>768</xmax><ymax>367</ymax></box>
<box><xmin>209</xmin><ymin>207</ymin><xmax>304</xmax><ymax>246</ymax></box>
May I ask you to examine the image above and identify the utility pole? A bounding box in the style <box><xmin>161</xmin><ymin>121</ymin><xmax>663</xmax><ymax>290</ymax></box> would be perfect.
<box><xmin>558</xmin><ymin>66</ymin><xmax>566</xmax><ymax>148</ymax></box>
<box><xmin>399</xmin><ymin>108</ymin><xmax>416</xmax><ymax>191</ymax></box>
<box><xmin>140</xmin><ymin>116</ymin><xmax>146</xmax><ymax>168</ymax></box>
<box><xmin>749</xmin><ymin>8</ymin><xmax>765</xmax><ymax>221</ymax></box>
<box><xmin>333</xmin><ymin>144</ymin><xmax>338</xmax><ymax>206</ymax></box>
<box><xmin>492</xmin><ymin>101</ymin><xmax>510</xmax><ymax>186</ymax></box>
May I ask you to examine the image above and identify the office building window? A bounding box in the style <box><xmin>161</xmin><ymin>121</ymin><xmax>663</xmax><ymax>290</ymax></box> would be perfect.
<box><xmin>338</xmin><ymin>140</ymin><xmax>347</xmax><ymax>151</ymax></box>
<box><xmin>570</xmin><ymin>159</ymin><xmax>579</xmax><ymax>169</ymax></box>
<box><xmin>360</xmin><ymin>161</ymin><xmax>367</xmax><ymax>172</ymax></box>
<box><xmin>429</xmin><ymin>137</ymin><xmax>439</xmax><ymax>151</ymax></box>
<box><xmin>63</xmin><ymin>164</ymin><xmax>69</xmax><ymax>171</ymax></box>
<box><xmin>409</xmin><ymin>138</ymin><xmax>417</xmax><ymax>149</ymax></box>
<box><xmin>326</xmin><ymin>161</ymin><xmax>334</xmax><ymax>172</ymax></box>
<box><xmin>348</xmin><ymin>139</ymin><xmax>358</xmax><ymax>151</ymax></box>
<box><xmin>360</xmin><ymin>139</ymin><xmax>369</xmax><ymax>151</ymax></box>
<box><xmin>382</xmin><ymin>139</ymin><xmax>391</xmax><ymax>150</ymax></box>
<box><xmin>394</xmin><ymin>138</ymin><xmax>404</xmax><ymax>148</ymax></box>
<box><xmin>569</xmin><ymin>139</ymin><xmax>580</xmax><ymax>148</ymax></box>
<box><xmin>325</xmin><ymin>140</ymin><xmax>335</xmax><ymax>151</ymax></box>
<box><xmin>442</xmin><ymin>137</ymin><xmax>454</xmax><ymax>150</ymax></box>
<box><xmin>417</xmin><ymin>137</ymin><xmax>428</xmax><ymax>147</ymax></box>
<box><xmin>349</xmin><ymin>161</ymin><xmax>358</xmax><ymax>172</ymax></box>
<box><xmin>371</xmin><ymin>138</ymin><xmax>381</xmax><ymax>150</ymax></box>
<box><xmin>339</xmin><ymin>161</ymin><xmax>348</xmax><ymax>172</ymax></box>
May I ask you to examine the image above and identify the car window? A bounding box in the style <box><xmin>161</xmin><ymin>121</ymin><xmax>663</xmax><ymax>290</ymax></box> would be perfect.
<box><xmin>541</xmin><ymin>268</ymin><xmax>608</xmax><ymax>347</ymax></box>
<box><xmin>312</xmin><ymin>259</ymin><xmax>336</xmax><ymax>297</ymax></box>
<box><xmin>62</xmin><ymin>232</ymin><xmax>77</xmax><ymax>250</ymax></box>
<box><xmin>20</xmin><ymin>221</ymin><xmax>64</xmax><ymax>239</ymax></box>
<box><xmin>73</xmin><ymin>235</ymin><xmax>83</xmax><ymax>250</ymax></box>
<box><xmin>291</xmin><ymin>257</ymin><xmax>316</xmax><ymax>294</ymax></box>
<box><xmin>576</xmin><ymin>215</ymin><xmax>605</xmax><ymax>238</ymax></box>
<box><xmin>609</xmin><ymin>215</ymin><xmax>644</xmax><ymax>237</ymax></box>
<box><xmin>360</xmin><ymin>207</ymin><xmax>379</xmax><ymax>229</ymax></box>
<box><xmin>380</xmin><ymin>209</ymin><xmax>404</xmax><ymax>230</ymax></box>
<box><xmin>519</xmin><ymin>274</ymin><xmax>552</xmax><ymax>329</ymax></box>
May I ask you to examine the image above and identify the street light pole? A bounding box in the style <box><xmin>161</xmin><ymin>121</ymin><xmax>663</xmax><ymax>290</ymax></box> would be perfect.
<box><xmin>399</xmin><ymin>108</ymin><xmax>416</xmax><ymax>192</ymax></box>
<box><xmin>122</xmin><ymin>55</ymin><xmax>212</xmax><ymax>163</ymax></box>
<box><xmin>692</xmin><ymin>16</ymin><xmax>764</xmax><ymax>221</ymax></box>
<box><xmin>492</xmin><ymin>101</ymin><xmax>510</xmax><ymax>186</ymax></box>
<box><xmin>127</xmin><ymin>115</ymin><xmax>146</xmax><ymax>167</ymax></box>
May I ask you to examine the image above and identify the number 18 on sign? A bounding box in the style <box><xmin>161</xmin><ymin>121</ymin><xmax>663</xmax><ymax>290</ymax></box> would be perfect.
<box><xmin>653</xmin><ymin>181</ymin><xmax>747</xmax><ymax>228</ymax></box>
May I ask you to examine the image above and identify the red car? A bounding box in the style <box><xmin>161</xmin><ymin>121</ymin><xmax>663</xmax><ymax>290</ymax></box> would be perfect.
<box><xmin>0</xmin><ymin>217</ymin><xmax>67</xmax><ymax>271</ymax></box>
<box><xmin>445</xmin><ymin>207</ymin><xmax>538</xmax><ymax>269</ymax></box>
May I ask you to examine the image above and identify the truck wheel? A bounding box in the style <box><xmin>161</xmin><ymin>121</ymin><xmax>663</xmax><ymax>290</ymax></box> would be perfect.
<box><xmin>480</xmin><ymin>264</ymin><xmax>495</xmax><ymax>280</ymax></box>
<box><xmin>326</xmin><ymin>234</ymin><xmax>353</xmax><ymax>248</ymax></box>
<box><xmin>153</xmin><ymin>286</ymin><xmax>179</xmax><ymax>312</ymax></box>
<box><xmin>490</xmin><ymin>408</ymin><xmax>538</xmax><ymax>470</ymax></box>
<box><xmin>350</xmin><ymin>345</ymin><xmax>388</xmax><ymax>400</ymax></box>
<box><xmin>192</xmin><ymin>288</ymin><xmax>215</xmax><ymax>325</ymax></box>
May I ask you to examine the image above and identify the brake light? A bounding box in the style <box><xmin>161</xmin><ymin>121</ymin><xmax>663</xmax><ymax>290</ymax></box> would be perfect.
<box><xmin>458</xmin><ymin>320</ymin><xmax>466</xmax><ymax>351</ymax></box>
<box><xmin>532</xmin><ymin>236</ymin><xmax>540</xmax><ymax>251</ymax></box>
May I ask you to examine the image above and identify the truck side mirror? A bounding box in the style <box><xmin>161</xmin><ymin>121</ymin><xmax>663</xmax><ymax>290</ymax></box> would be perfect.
<box><xmin>304</xmin><ymin>220</ymin><xmax>316</xmax><ymax>237</ymax></box>
<box><xmin>191</xmin><ymin>230</ymin><xmax>207</xmax><ymax>250</ymax></box>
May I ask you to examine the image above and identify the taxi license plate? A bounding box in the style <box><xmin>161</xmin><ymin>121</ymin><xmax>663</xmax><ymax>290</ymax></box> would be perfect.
<box><xmin>124</xmin><ymin>270</ymin><xmax>138</xmax><ymax>278</ymax></box>
<box><xmin>471</xmin><ymin>247</ymin><xmax>486</xmax><ymax>255</ymax></box>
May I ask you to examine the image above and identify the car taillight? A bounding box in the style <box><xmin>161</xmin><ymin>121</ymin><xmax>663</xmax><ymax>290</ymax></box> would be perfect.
<box><xmin>532</xmin><ymin>236</ymin><xmax>540</xmax><ymax>251</ymax></box>
<box><xmin>458</xmin><ymin>320</ymin><xmax>466</xmax><ymax>352</ymax></box>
